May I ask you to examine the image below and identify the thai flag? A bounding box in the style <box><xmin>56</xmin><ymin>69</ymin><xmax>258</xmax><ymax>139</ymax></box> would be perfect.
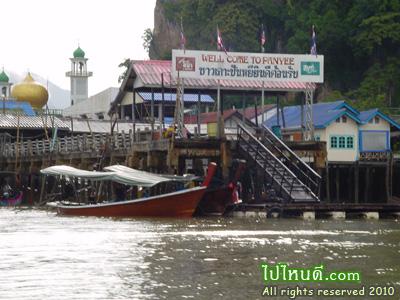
<box><xmin>310</xmin><ymin>25</ymin><xmax>317</xmax><ymax>56</ymax></box>
<box><xmin>217</xmin><ymin>26</ymin><xmax>228</xmax><ymax>54</ymax></box>
<box><xmin>180</xmin><ymin>19</ymin><xmax>186</xmax><ymax>52</ymax></box>
<box><xmin>261</xmin><ymin>24</ymin><xmax>266</xmax><ymax>53</ymax></box>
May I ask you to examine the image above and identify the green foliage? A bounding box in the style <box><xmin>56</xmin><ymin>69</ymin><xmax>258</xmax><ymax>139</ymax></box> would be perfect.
<box><xmin>118</xmin><ymin>58</ymin><xmax>131</xmax><ymax>83</ymax></box>
<box><xmin>156</xmin><ymin>0</ymin><xmax>400</xmax><ymax>111</ymax></box>
<box><xmin>142</xmin><ymin>28</ymin><xmax>153</xmax><ymax>54</ymax></box>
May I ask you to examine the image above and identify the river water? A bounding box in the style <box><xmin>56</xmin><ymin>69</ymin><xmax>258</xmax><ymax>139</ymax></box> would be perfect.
<box><xmin>0</xmin><ymin>209</ymin><xmax>399</xmax><ymax>300</ymax></box>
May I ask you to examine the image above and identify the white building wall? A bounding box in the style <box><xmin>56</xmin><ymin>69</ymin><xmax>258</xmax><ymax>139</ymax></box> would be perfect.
<box><xmin>359</xmin><ymin>116</ymin><xmax>390</xmax><ymax>131</ymax></box>
<box><xmin>318</xmin><ymin>117</ymin><xmax>359</xmax><ymax>162</ymax></box>
<box><xmin>63</xmin><ymin>87</ymin><xmax>118</xmax><ymax>119</ymax></box>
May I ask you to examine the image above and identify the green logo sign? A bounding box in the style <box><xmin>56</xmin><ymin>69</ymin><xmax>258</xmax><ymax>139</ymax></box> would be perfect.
<box><xmin>301</xmin><ymin>61</ymin><xmax>320</xmax><ymax>76</ymax></box>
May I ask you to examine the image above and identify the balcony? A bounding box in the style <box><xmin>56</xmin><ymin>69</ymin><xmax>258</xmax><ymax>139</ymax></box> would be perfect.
<box><xmin>65</xmin><ymin>71</ymin><xmax>93</xmax><ymax>77</ymax></box>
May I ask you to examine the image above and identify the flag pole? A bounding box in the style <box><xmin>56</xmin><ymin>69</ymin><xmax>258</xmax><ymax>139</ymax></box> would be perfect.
<box><xmin>261</xmin><ymin>24</ymin><xmax>266</xmax><ymax>125</ymax></box>
<box><xmin>217</xmin><ymin>79</ymin><xmax>221</xmax><ymax>139</ymax></box>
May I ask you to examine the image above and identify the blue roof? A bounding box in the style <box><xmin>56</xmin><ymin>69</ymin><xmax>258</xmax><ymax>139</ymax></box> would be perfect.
<box><xmin>1</xmin><ymin>100</ymin><xmax>36</xmax><ymax>116</ymax></box>
<box><xmin>359</xmin><ymin>108</ymin><xmax>400</xmax><ymax>130</ymax></box>
<box><xmin>264</xmin><ymin>100</ymin><xmax>400</xmax><ymax>130</ymax></box>
<box><xmin>264</xmin><ymin>100</ymin><xmax>361</xmax><ymax>129</ymax></box>
<box><xmin>138</xmin><ymin>92</ymin><xmax>214</xmax><ymax>104</ymax></box>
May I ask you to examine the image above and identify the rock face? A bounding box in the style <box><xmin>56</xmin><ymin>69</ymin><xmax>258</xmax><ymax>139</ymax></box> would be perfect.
<box><xmin>149</xmin><ymin>0</ymin><xmax>180</xmax><ymax>59</ymax></box>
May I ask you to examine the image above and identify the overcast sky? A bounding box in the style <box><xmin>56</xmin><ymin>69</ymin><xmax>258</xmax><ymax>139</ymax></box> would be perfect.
<box><xmin>0</xmin><ymin>0</ymin><xmax>156</xmax><ymax>95</ymax></box>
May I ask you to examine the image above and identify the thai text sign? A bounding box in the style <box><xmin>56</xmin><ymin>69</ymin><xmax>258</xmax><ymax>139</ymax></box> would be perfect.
<box><xmin>172</xmin><ymin>49</ymin><xmax>324</xmax><ymax>83</ymax></box>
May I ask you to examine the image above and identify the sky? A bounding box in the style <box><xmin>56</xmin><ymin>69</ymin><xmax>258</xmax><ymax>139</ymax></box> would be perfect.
<box><xmin>0</xmin><ymin>0</ymin><xmax>156</xmax><ymax>95</ymax></box>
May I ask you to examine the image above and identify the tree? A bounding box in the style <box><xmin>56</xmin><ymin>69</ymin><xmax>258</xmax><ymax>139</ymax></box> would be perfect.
<box><xmin>142</xmin><ymin>28</ymin><xmax>153</xmax><ymax>54</ymax></box>
<box><xmin>118</xmin><ymin>58</ymin><xmax>131</xmax><ymax>83</ymax></box>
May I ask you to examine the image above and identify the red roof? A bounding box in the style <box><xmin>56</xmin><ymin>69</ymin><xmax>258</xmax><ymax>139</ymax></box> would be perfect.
<box><xmin>184</xmin><ymin>109</ymin><xmax>237</xmax><ymax>124</ymax></box>
<box><xmin>132</xmin><ymin>60</ymin><xmax>315</xmax><ymax>91</ymax></box>
<box><xmin>184</xmin><ymin>104</ymin><xmax>275</xmax><ymax>124</ymax></box>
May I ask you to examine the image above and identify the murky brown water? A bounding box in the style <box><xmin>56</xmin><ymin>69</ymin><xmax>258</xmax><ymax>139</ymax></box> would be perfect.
<box><xmin>0</xmin><ymin>209</ymin><xmax>399</xmax><ymax>299</ymax></box>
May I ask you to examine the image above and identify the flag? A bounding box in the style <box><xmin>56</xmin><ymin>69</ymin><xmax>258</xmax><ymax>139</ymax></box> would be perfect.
<box><xmin>261</xmin><ymin>24</ymin><xmax>266</xmax><ymax>53</ymax></box>
<box><xmin>180</xmin><ymin>18</ymin><xmax>186</xmax><ymax>52</ymax></box>
<box><xmin>310</xmin><ymin>25</ymin><xmax>317</xmax><ymax>56</ymax></box>
<box><xmin>217</xmin><ymin>26</ymin><xmax>228</xmax><ymax>54</ymax></box>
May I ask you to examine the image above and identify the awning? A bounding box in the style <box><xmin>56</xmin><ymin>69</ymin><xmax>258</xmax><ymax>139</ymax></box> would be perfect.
<box><xmin>40</xmin><ymin>165</ymin><xmax>115</xmax><ymax>181</ymax></box>
<box><xmin>41</xmin><ymin>165</ymin><xmax>195</xmax><ymax>188</ymax></box>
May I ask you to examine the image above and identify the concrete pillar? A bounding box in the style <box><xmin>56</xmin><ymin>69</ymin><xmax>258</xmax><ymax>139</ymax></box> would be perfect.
<box><xmin>327</xmin><ymin>211</ymin><xmax>346</xmax><ymax>219</ymax></box>
<box><xmin>245</xmin><ymin>211</ymin><xmax>257</xmax><ymax>217</ymax></box>
<box><xmin>258</xmin><ymin>211</ymin><xmax>267</xmax><ymax>218</ymax></box>
<box><xmin>232</xmin><ymin>211</ymin><xmax>245</xmax><ymax>217</ymax></box>
<box><xmin>303</xmin><ymin>211</ymin><xmax>315</xmax><ymax>220</ymax></box>
<box><xmin>362</xmin><ymin>212</ymin><xmax>379</xmax><ymax>220</ymax></box>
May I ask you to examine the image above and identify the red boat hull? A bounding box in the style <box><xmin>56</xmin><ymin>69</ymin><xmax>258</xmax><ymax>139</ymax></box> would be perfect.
<box><xmin>50</xmin><ymin>187</ymin><xmax>207</xmax><ymax>218</ymax></box>
<box><xmin>195</xmin><ymin>186</ymin><xmax>234</xmax><ymax>216</ymax></box>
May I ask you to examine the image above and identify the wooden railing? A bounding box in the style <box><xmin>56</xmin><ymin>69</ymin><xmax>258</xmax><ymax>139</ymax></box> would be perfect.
<box><xmin>0</xmin><ymin>132</ymin><xmax>170</xmax><ymax>159</ymax></box>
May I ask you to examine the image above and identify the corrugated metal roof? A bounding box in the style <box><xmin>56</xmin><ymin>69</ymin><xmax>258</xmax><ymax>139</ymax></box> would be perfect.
<box><xmin>138</xmin><ymin>92</ymin><xmax>214</xmax><ymax>103</ymax></box>
<box><xmin>184</xmin><ymin>104</ymin><xmax>276</xmax><ymax>124</ymax></box>
<box><xmin>132</xmin><ymin>60</ymin><xmax>316</xmax><ymax>91</ymax></box>
<box><xmin>264</xmin><ymin>101</ymin><xmax>362</xmax><ymax>129</ymax></box>
<box><xmin>0</xmin><ymin>115</ymin><xmax>69</xmax><ymax>130</ymax></box>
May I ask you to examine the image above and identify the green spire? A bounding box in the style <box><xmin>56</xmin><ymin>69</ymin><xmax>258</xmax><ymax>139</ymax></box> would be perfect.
<box><xmin>0</xmin><ymin>69</ymin><xmax>9</xmax><ymax>83</ymax></box>
<box><xmin>73</xmin><ymin>46</ymin><xmax>85</xmax><ymax>58</ymax></box>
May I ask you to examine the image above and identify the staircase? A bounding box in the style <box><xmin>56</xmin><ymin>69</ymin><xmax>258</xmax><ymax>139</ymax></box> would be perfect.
<box><xmin>237</xmin><ymin>124</ymin><xmax>320</xmax><ymax>202</ymax></box>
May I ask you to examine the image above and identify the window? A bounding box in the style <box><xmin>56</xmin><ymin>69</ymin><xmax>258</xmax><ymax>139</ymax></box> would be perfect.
<box><xmin>315</xmin><ymin>135</ymin><xmax>321</xmax><ymax>142</ymax></box>
<box><xmin>330</xmin><ymin>135</ymin><xmax>355</xmax><ymax>149</ymax></box>
<box><xmin>346</xmin><ymin>136</ymin><xmax>354</xmax><ymax>148</ymax></box>
<box><xmin>374</xmin><ymin>116</ymin><xmax>380</xmax><ymax>124</ymax></box>
<box><xmin>339</xmin><ymin>136</ymin><xmax>346</xmax><ymax>148</ymax></box>
<box><xmin>335</xmin><ymin>118</ymin><xmax>340</xmax><ymax>123</ymax></box>
<box><xmin>330</xmin><ymin>136</ymin><xmax>338</xmax><ymax>148</ymax></box>
<box><xmin>342</xmin><ymin>116</ymin><xmax>347</xmax><ymax>123</ymax></box>
<box><xmin>368</xmin><ymin>119</ymin><xmax>373</xmax><ymax>124</ymax></box>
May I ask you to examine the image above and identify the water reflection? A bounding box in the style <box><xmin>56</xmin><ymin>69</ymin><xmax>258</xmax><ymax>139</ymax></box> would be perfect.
<box><xmin>0</xmin><ymin>209</ymin><xmax>398</xmax><ymax>299</ymax></box>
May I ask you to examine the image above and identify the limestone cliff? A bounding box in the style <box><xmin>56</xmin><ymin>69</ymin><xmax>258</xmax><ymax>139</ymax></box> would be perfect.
<box><xmin>149</xmin><ymin>0</ymin><xmax>180</xmax><ymax>60</ymax></box>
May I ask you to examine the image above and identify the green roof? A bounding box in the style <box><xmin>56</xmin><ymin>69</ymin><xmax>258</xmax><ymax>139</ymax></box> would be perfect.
<box><xmin>73</xmin><ymin>46</ymin><xmax>85</xmax><ymax>58</ymax></box>
<box><xmin>0</xmin><ymin>70</ymin><xmax>9</xmax><ymax>83</ymax></box>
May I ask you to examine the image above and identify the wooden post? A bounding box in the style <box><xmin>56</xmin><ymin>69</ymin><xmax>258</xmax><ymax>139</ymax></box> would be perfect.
<box><xmin>386</xmin><ymin>156</ymin><xmax>391</xmax><ymax>202</ymax></box>
<box><xmin>276</xmin><ymin>95</ymin><xmax>280</xmax><ymax>126</ymax></box>
<box><xmin>354</xmin><ymin>162</ymin><xmax>359</xmax><ymax>203</ymax></box>
<box><xmin>161</xmin><ymin>73</ymin><xmax>165</xmax><ymax>130</ymax></box>
<box><xmin>254</xmin><ymin>95</ymin><xmax>258</xmax><ymax>127</ymax></box>
<box><xmin>132</xmin><ymin>85</ymin><xmax>136</xmax><ymax>141</ymax></box>
<box><xmin>242</xmin><ymin>92</ymin><xmax>246</xmax><ymax>122</ymax></box>
<box><xmin>335</xmin><ymin>166</ymin><xmax>340</xmax><ymax>203</ymax></box>
<box><xmin>364</xmin><ymin>167</ymin><xmax>370</xmax><ymax>203</ymax></box>
<box><xmin>261</xmin><ymin>83</ymin><xmax>265</xmax><ymax>124</ymax></box>
<box><xmin>325</xmin><ymin>162</ymin><xmax>331</xmax><ymax>202</ymax></box>
<box><xmin>197</xmin><ymin>90</ymin><xmax>201</xmax><ymax>137</ymax></box>
<box><xmin>151</xmin><ymin>88</ymin><xmax>154</xmax><ymax>138</ymax></box>
<box><xmin>216</xmin><ymin>81</ymin><xmax>221</xmax><ymax>138</ymax></box>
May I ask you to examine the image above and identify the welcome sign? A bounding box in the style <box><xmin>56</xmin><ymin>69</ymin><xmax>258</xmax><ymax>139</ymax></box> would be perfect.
<box><xmin>172</xmin><ymin>49</ymin><xmax>324</xmax><ymax>83</ymax></box>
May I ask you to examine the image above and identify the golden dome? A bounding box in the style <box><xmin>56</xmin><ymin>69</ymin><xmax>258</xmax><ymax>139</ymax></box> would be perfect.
<box><xmin>11</xmin><ymin>73</ymin><xmax>49</xmax><ymax>109</ymax></box>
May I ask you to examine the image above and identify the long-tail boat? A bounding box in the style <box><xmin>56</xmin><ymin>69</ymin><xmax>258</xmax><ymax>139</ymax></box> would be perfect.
<box><xmin>42</xmin><ymin>163</ymin><xmax>217</xmax><ymax>218</ymax></box>
<box><xmin>195</xmin><ymin>160</ymin><xmax>246</xmax><ymax>216</ymax></box>
<box><xmin>0</xmin><ymin>192</ymin><xmax>23</xmax><ymax>206</ymax></box>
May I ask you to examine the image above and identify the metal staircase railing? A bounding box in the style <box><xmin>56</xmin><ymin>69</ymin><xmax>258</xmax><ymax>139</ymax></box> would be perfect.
<box><xmin>237</xmin><ymin>124</ymin><xmax>319</xmax><ymax>202</ymax></box>
<box><xmin>258</xmin><ymin>125</ymin><xmax>321</xmax><ymax>197</ymax></box>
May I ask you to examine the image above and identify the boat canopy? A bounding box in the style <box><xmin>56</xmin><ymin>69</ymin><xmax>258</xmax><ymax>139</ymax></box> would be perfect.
<box><xmin>40</xmin><ymin>165</ymin><xmax>195</xmax><ymax>188</ymax></box>
<box><xmin>104</xmin><ymin>165</ymin><xmax>197</xmax><ymax>182</ymax></box>
<box><xmin>40</xmin><ymin>166</ymin><xmax>115</xmax><ymax>181</ymax></box>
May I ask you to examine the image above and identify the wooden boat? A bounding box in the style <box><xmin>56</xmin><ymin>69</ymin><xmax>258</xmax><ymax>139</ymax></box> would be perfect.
<box><xmin>0</xmin><ymin>192</ymin><xmax>23</xmax><ymax>207</ymax></box>
<box><xmin>43</xmin><ymin>163</ymin><xmax>217</xmax><ymax>218</ymax></box>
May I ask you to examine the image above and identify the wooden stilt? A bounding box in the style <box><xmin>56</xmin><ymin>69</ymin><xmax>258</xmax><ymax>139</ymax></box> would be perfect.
<box><xmin>325</xmin><ymin>162</ymin><xmax>330</xmax><ymax>202</ymax></box>
<box><xmin>386</xmin><ymin>156</ymin><xmax>391</xmax><ymax>202</ymax></box>
<box><xmin>364</xmin><ymin>167</ymin><xmax>370</xmax><ymax>203</ymax></box>
<box><xmin>354</xmin><ymin>162</ymin><xmax>359</xmax><ymax>204</ymax></box>
<box><xmin>335</xmin><ymin>167</ymin><xmax>340</xmax><ymax>203</ymax></box>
